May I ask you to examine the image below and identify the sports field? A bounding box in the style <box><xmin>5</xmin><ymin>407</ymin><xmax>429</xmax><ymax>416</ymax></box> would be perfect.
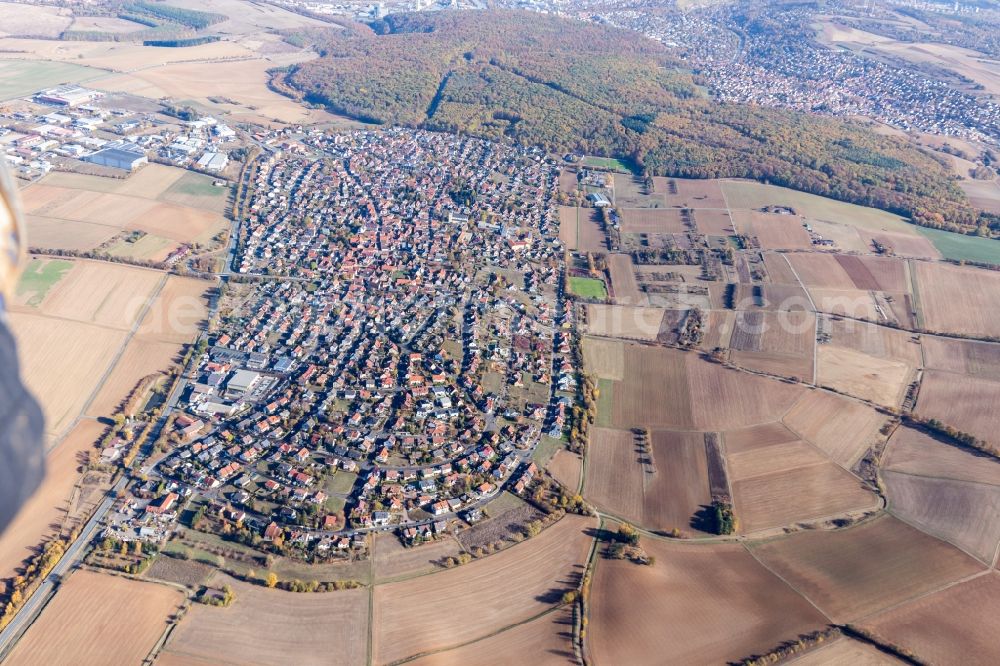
<box><xmin>569</xmin><ymin>276</ymin><xmax>608</xmax><ymax>300</ymax></box>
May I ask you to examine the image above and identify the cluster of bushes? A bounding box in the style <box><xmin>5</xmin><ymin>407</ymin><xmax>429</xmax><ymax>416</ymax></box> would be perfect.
<box><xmin>736</xmin><ymin>627</ymin><xmax>842</xmax><ymax>666</ymax></box>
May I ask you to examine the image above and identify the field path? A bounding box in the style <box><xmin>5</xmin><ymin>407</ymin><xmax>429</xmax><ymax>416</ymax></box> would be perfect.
<box><xmin>779</xmin><ymin>252</ymin><xmax>819</xmax><ymax>385</ymax></box>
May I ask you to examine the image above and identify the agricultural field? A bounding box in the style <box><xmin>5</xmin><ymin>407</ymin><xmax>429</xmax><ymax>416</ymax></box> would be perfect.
<box><xmin>729</xmin><ymin>310</ymin><xmax>815</xmax><ymax>380</ymax></box>
<box><xmin>0</xmin><ymin>2</ymin><xmax>71</xmax><ymax>38</ymax></box>
<box><xmin>8</xmin><ymin>311</ymin><xmax>127</xmax><ymax>438</ymax></box>
<box><xmin>159</xmin><ymin>574</ymin><xmax>368</xmax><ymax>666</ymax></box>
<box><xmin>0</xmin><ymin>58</ymin><xmax>105</xmax><ymax>102</ymax></box>
<box><xmin>782</xmin><ymin>390</ymin><xmax>887</xmax><ymax>468</ymax></box>
<box><xmin>816</xmin><ymin>344</ymin><xmax>912</xmax><ymax>407</ymax></box>
<box><xmin>546</xmin><ymin>448</ymin><xmax>583</xmax><ymax>491</ymax></box>
<box><xmin>652</xmin><ymin>177</ymin><xmax>727</xmax><ymax>209</ymax></box>
<box><xmin>916</xmin><ymin>226</ymin><xmax>1000</xmax><ymax>264</ymax></box>
<box><xmin>606</xmin><ymin>254</ymin><xmax>644</xmax><ymax>305</ymax></box>
<box><xmin>748</xmin><ymin>515</ymin><xmax>985</xmax><ymax>622</ymax></box>
<box><xmin>914</xmin><ymin>371</ymin><xmax>1000</xmax><ymax>445</ymax></box>
<box><xmin>407</xmin><ymin>606</ymin><xmax>575</xmax><ymax>666</ymax></box>
<box><xmin>5</xmin><ymin>570</ymin><xmax>183</xmax><ymax>666</ymax></box>
<box><xmin>558</xmin><ymin>206</ymin><xmax>579</xmax><ymax>250</ymax></box>
<box><xmin>731</xmin><ymin>210</ymin><xmax>812</xmax><ymax>250</ymax></box>
<box><xmin>588</xmin><ymin>539</ymin><xmax>828</xmax><ymax>665</ymax></box>
<box><xmin>922</xmin><ymin>336</ymin><xmax>1000</xmax><ymax>381</ymax></box>
<box><xmin>882</xmin><ymin>425</ymin><xmax>1000</xmax><ymax>487</ymax></box>
<box><xmin>724</xmin><ymin>423</ymin><xmax>878</xmax><ymax>533</ymax></box>
<box><xmin>0</xmin><ymin>418</ymin><xmax>105</xmax><ymax>584</ymax></box>
<box><xmin>373</xmin><ymin>533</ymin><xmax>463</xmax><ymax>582</ymax></box>
<box><xmin>13</xmin><ymin>258</ymin><xmax>73</xmax><ymax>307</ymax></box>
<box><xmin>372</xmin><ymin>514</ymin><xmax>595</xmax><ymax>665</ymax></box>
<box><xmin>913</xmin><ymin>261</ymin><xmax>1000</xmax><ymax>338</ymax></box>
<box><xmin>585</xmin><ymin>305</ymin><xmax>663</xmax><ymax>341</ymax></box>
<box><xmin>883</xmin><ymin>470</ymin><xmax>1000</xmax><ymax>563</ymax></box>
<box><xmin>584</xmin><ymin>428</ymin><xmax>714</xmax><ymax>536</ymax></box>
<box><xmin>720</xmin><ymin>180</ymin><xmax>913</xmax><ymax>232</ymax></box>
<box><xmin>21</xmin><ymin>166</ymin><xmax>229</xmax><ymax>253</ymax></box>
<box><xmin>618</xmin><ymin>208</ymin><xmax>687</xmax><ymax>234</ymax></box>
<box><xmin>609</xmin><ymin>344</ymin><xmax>803</xmax><ymax>431</ymax></box>
<box><xmin>861</xmin><ymin>573</ymin><xmax>1000</xmax><ymax>666</ymax></box>
<box><xmin>93</xmin><ymin>58</ymin><xmax>339</xmax><ymax>125</ymax></box>
<box><xmin>581</xmin><ymin>336</ymin><xmax>624</xmax><ymax>380</ymax></box>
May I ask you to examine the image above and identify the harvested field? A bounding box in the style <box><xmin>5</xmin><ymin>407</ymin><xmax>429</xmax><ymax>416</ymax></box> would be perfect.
<box><xmin>558</xmin><ymin>170</ymin><xmax>577</xmax><ymax>194</ymax></box>
<box><xmin>915</xmin><ymin>371</ymin><xmax>1000</xmax><ymax>445</ymax></box>
<box><xmin>763</xmin><ymin>253</ymin><xmax>799</xmax><ymax>285</ymax></box>
<box><xmin>581</xmin><ymin>336</ymin><xmax>624</xmax><ymax>380</ymax></box>
<box><xmin>824</xmin><ymin>317</ymin><xmax>922</xmax><ymax>366</ymax></box>
<box><xmin>732</xmin><ymin>210</ymin><xmax>812</xmax><ymax>250</ymax></box>
<box><xmin>145</xmin><ymin>555</ymin><xmax>213</xmax><ymax>588</ymax></box>
<box><xmin>43</xmin><ymin>164</ymin><xmax>186</xmax><ymax>199</ymax></box>
<box><xmin>86</xmin><ymin>337</ymin><xmax>183</xmax><ymax>419</ymax></box>
<box><xmin>884</xmin><ymin>470</ymin><xmax>1000</xmax><ymax>563</ymax></box>
<box><xmin>584</xmin><ymin>427</ymin><xmax>714</xmax><ymax>536</ymax></box>
<box><xmin>0</xmin><ymin>2</ymin><xmax>70</xmax><ymax>38</ymax></box>
<box><xmin>5</xmin><ymin>570</ymin><xmax>182</xmax><ymax>666</ymax></box>
<box><xmin>922</xmin><ymin>336</ymin><xmax>1000</xmax><ymax>381</ymax></box>
<box><xmin>588</xmin><ymin>539</ymin><xmax>828</xmax><ymax>665</ymax></box>
<box><xmin>67</xmin><ymin>15</ymin><xmax>145</xmax><ymax>33</ymax></box>
<box><xmin>783</xmin><ymin>390</ymin><xmax>886</xmax><ymax>467</ymax></box>
<box><xmin>834</xmin><ymin>255</ymin><xmax>909</xmax><ymax>292</ymax></box>
<box><xmin>859</xmin><ymin>229</ymin><xmax>941</xmax><ymax>259</ymax></box>
<box><xmin>788</xmin><ymin>636</ymin><xmax>906</xmax><ymax>665</ymax></box>
<box><xmin>914</xmin><ymin>261</ymin><xmax>1000</xmax><ymax>338</ymax></box>
<box><xmin>159</xmin><ymin>171</ymin><xmax>229</xmax><ymax>213</ymax></box>
<box><xmin>862</xmin><ymin>573</ymin><xmax>1000</xmax><ymax>666</ymax></box>
<box><xmin>586</xmin><ymin>304</ymin><xmax>663</xmax><ymax>340</ymax></box>
<box><xmin>8</xmin><ymin>311</ymin><xmax>127</xmax><ymax>437</ymax></box>
<box><xmin>0</xmin><ymin>419</ymin><xmax>104</xmax><ymax>584</ymax></box>
<box><xmin>161</xmin><ymin>574</ymin><xmax>368</xmax><ymax>666</ymax></box>
<box><xmin>136</xmin><ymin>275</ymin><xmax>212</xmax><ymax>343</ymax></box>
<box><xmin>809</xmin><ymin>288</ymin><xmax>880</xmax><ymax>321</ymax></box>
<box><xmin>732</xmin><ymin>462</ymin><xmax>878</xmax><ymax>533</ymax></box>
<box><xmin>373</xmin><ymin>514</ymin><xmax>596</xmax><ymax>664</ymax></box>
<box><xmin>729</xmin><ymin>310</ymin><xmax>815</xmax><ymax>380</ymax></box>
<box><xmin>547</xmin><ymin>449</ymin><xmax>582</xmax><ymax>491</ymax></box>
<box><xmin>652</xmin><ymin>177</ymin><xmax>727</xmax><ymax>209</ymax></box>
<box><xmin>619</xmin><ymin>208</ymin><xmax>688</xmax><ymax>234</ymax></box>
<box><xmin>31</xmin><ymin>260</ymin><xmax>163</xmax><ymax>330</ymax></box>
<box><xmin>611</xmin><ymin>345</ymin><xmax>803</xmax><ymax>431</ymax></box>
<box><xmin>606</xmin><ymin>253</ymin><xmax>644</xmax><ymax>305</ymax></box>
<box><xmin>126</xmin><ymin>203</ymin><xmax>226</xmax><ymax>245</ymax></box>
<box><xmin>749</xmin><ymin>515</ymin><xmax>985</xmax><ymax>622</ymax></box>
<box><xmin>786</xmin><ymin>253</ymin><xmax>855</xmax><ymax>289</ymax></box>
<box><xmin>693</xmin><ymin>209</ymin><xmax>734</xmax><ymax>235</ymax></box>
<box><xmin>882</xmin><ymin>425</ymin><xmax>1000</xmax><ymax>486</ymax></box>
<box><xmin>817</xmin><ymin>345</ymin><xmax>912</xmax><ymax>407</ymax></box>
<box><xmin>700</xmin><ymin>309</ymin><xmax>734</xmax><ymax>349</ymax></box>
<box><xmin>93</xmin><ymin>58</ymin><xmax>336</xmax><ymax>124</ymax></box>
<box><xmin>407</xmin><ymin>606</ymin><xmax>575</xmax><ymax>666</ymax></box>
<box><xmin>23</xmin><ymin>216</ymin><xmax>119</xmax><ymax>251</ymax></box>
<box><xmin>576</xmin><ymin>208</ymin><xmax>606</xmax><ymax>252</ymax></box>
<box><xmin>558</xmin><ymin>206</ymin><xmax>578</xmax><ymax>250</ymax></box>
<box><xmin>720</xmin><ymin>181</ymin><xmax>913</xmax><ymax>232</ymax></box>
<box><xmin>726</xmin><ymin>438</ymin><xmax>828</xmax><ymax>481</ymax></box>
<box><xmin>374</xmin><ymin>533</ymin><xmax>463</xmax><ymax>582</ymax></box>
<box><xmin>724</xmin><ymin>422</ymin><xmax>800</xmax><ymax>452</ymax></box>
<box><xmin>959</xmin><ymin>179</ymin><xmax>1000</xmax><ymax>215</ymax></box>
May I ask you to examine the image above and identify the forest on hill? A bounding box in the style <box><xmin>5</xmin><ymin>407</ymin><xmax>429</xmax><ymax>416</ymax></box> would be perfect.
<box><xmin>279</xmin><ymin>10</ymin><xmax>994</xmax><ymax>234</ymax></box>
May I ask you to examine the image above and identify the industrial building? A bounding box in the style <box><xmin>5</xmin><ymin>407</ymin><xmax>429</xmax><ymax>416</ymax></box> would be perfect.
<box><xmin>83</xmin><ymin>141</ymin><xmax>148</xmax><ymax>171</ymax></box>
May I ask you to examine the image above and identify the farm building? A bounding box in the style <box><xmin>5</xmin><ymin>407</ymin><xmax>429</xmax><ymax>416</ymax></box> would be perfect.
<box><xmin>588</xmin><ymin>192</ymin><xmax>612</xmax><ymax>207</ymax></box>
<box><xmin>84</xmin><ymin>142</ymin><xmax>147</xmax><ymax>171</ymax></box>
